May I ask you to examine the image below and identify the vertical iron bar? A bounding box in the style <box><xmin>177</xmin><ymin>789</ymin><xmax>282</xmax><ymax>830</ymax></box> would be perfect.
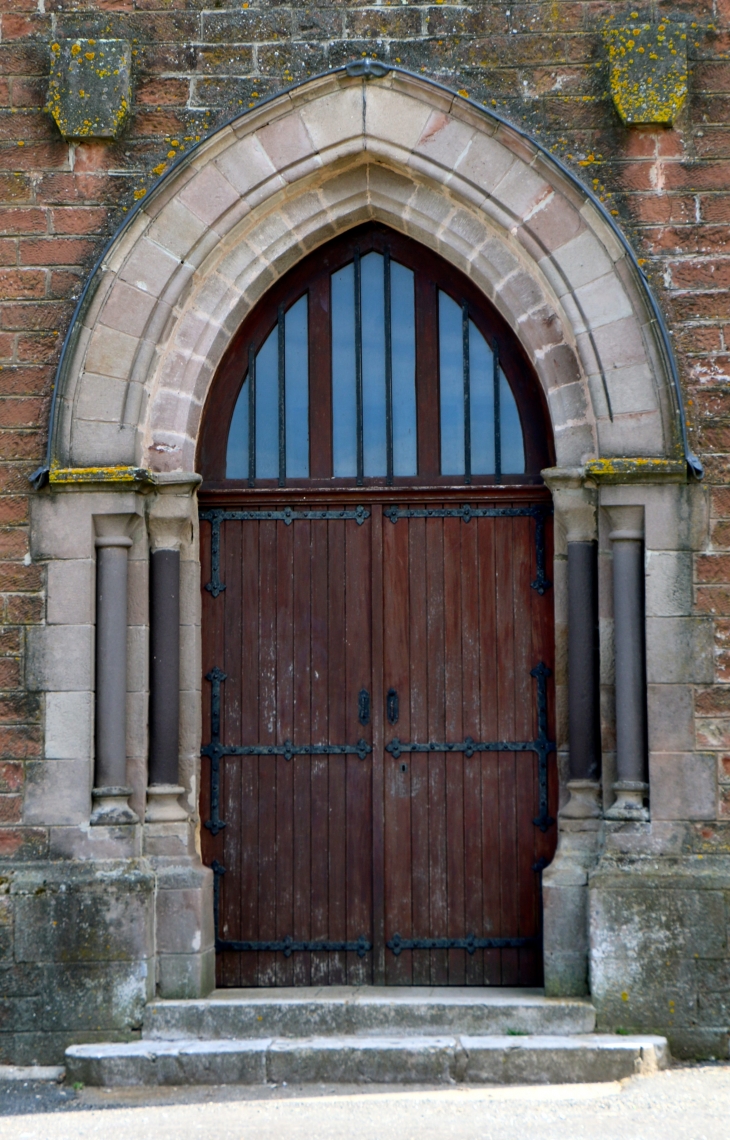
<box><xmin>384</xmin><ymin>249</ymin><xmax>393</xmax><ymax>485</ymax></box>
<box><xmin>278</xmin><ymin>304</ymin><xmax>286</xmax><ymax>487</ymax></box>
<box><xmin>493</xmin><ymin>339</ymin><xmax>502</xmax><ymax>482</ymax></box>
<box><xmin>248</xmin><ymin>343</ymin><xmax>256</xmax><ymax>487</ymax></box>
<box><xmin>355</xmin><ymin>248</ymin><xmax>364</xmax><ymax>485</ymax></box>
<box><xmin>462</xmin><ymin>303</ymin><xmax>471</xmax><ymax>485</ymax></box>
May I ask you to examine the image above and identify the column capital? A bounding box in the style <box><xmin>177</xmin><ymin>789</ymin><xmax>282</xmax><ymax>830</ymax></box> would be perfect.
<box><xmin>147</xmin><ymin>472</ymin><xmax>202</xmax><ymax>552</ymax></box>
<box><xmin>93</xmin><ymin>510</ymin><xmax>140</xmax><ymax>544</ymax></box>
<box><xmin>604</xmin><ymin>504</ymin><xmax>644</xmax><ymax>542</ymax></box>
<box><xmin>541</xmin><ymin>466</ymin><xmax>597</xmax><ymax>544</ymax></box>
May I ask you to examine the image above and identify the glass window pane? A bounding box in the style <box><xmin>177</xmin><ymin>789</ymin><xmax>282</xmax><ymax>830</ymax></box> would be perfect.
<box><xmin>332</xmin><ymin>261</ymin><xmax>357</xmax><ymax>477</ymax></box>
<box><xmin>500</xmin><ymin>368</ymin><xmax>525</xmax><ymax>474</ymax></box>
<box><xmin>285</xmin><ymin>295</ymin><xmax>309</xmax><ymax>477</ymax></box>
<box><xmin>226</xmin><ymin>372</ymin><xmax>249</xmax><ymax>479</ymax></box>
<box><xmin>469</xmin><ymin>318</ymin><xmax>495</xmax><ymax>475</ymax></box>
<box><xmin>391</xmin><ymin>261</ymin><xmax>417</xmax><ymax>477</ymax></box>
<box><xmin>255</xmin><ymin>324</ymin><xmax>278</xmax><ymax>479</ymax></box>
<box><xmin>361</xmin><ymin>251</ymin><xmax>387</xmax><ymax>477</ymax></box>
<box><xmin>439</xmin><ymin>290</ymin><xmax>464</xmax><ymax>476</ymax></box>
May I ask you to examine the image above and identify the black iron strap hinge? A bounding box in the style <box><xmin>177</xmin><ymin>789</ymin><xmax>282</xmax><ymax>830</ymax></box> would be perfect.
<box><xmin>201</xmin><ymin>667</ymin><xmax>372</xmax><ymax>836</ymax></box>
<box><xmin>383</xmin><ymin>503</ymin><xmax>552</xmax><ymax>594</ymax></box>
<box><xmin>199</xmin><ymin>506</ymin><xmax>370</xmax><ymax>597</ymax></box>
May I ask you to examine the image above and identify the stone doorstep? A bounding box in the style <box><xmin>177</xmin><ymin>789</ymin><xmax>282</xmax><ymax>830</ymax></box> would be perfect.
<box><xmin>64</xmin><ymin>1034</ymin><xmax>670</xmax><ymax>1088</ymax></box>
<box><xmin>143</xmin><ymin>987</ymin><xmax>597</xmax><ymax>1040</ymax></box>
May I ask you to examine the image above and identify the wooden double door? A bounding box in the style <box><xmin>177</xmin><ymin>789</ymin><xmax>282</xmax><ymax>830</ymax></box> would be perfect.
<box><xmin>200</xmin><ymin>488</ymin><xmax>556</xmax><ymax>987</ymax></box>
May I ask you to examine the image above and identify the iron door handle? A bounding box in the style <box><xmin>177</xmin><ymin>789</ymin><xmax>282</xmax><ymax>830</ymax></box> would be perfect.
<box><xmin>387</xmin><ymin>688</ymin><xmax>399</xmax><ymax>725</ymax></box>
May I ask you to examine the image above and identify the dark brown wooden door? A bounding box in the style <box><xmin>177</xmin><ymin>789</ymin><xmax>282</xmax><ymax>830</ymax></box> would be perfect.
<box><xmin>200</xmin><ymin>488</ymin><xmax>556</xmax><ymax>987</ymax></box>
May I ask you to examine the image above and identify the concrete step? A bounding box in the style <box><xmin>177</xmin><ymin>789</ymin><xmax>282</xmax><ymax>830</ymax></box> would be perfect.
<box><xmin>143</xmin><ymin>987</ymin><xmax>596</xmax><ymax>1041</ymax></box>
<box><xmin>65</xmin><ymin>1033</ymin><xmax>670</xmax><ymax>1087</ymax></box>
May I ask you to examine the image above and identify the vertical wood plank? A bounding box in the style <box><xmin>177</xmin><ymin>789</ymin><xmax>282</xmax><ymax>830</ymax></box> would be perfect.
<box><xmin>496</xmin><ymin>517</ymin><xmax>518</xmax><ymax>986</ymax></box>
<box><xmin>443</xmin><ymin>514</ymin><xmax>465</xmax><ymax>985</ymax></box>
<box><xmin>408</xmin><ymin>516</ymin><xmax>430</xmax><ymax>986</ymax></box>
<box><xmin>371</xmin><ymin>505</ymin><xmax>386</xmax><ymax>983</ymax></box>
<box><xmin>327</xmin><ymin>519</ymin><xmax>347</xmax><ymax>984</ymax></box>
<box><xmin>274</xmin><ymin>522</ymin><xmax>295</xmax><ymax>985</ymax></box>
<box><xmin>292</xmin><ymin>520</ymin><xmax>312</xmax><ymax>985</ymax></box>
<box><xmin>460</xmin><ymin>513</ymin><xmax>483</xmax><ymax>985</ymax></box>
<box><xmin>477</xmin><ymin>516</ymin><xmax>501</xmax><ymax>985</ymax></box>
<box><xmin>345</xmin><ymin>516</ymin><xmax>373</xmax><ymax>983</ymax></box>
<box><xmin>257</xmin><ymin>520</ymin><xmax>278</xmax><ymax>986</ymax></box>
<box><xmin>238</xmin><ymin>520</ymin><xmax>260</xmax><ymax>986</ymax></box>
<box><xmin>310</xmin><ymin>520</ymin><xmax>330</xmax><ymax>984</ymax></box>
<box><xmin>383</xmin><ymin>509</ymin><xmax>413</xmax><ymax>984</ymax></box>
<box><xmin>426</xmin><ymin>516</ymin><xmax>448</xmax><ymax>985</ymax></box>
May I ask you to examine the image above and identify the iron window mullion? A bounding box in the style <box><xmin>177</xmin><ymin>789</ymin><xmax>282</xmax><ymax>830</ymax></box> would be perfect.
<box><xmin>384</xmin><ymin>248</ymin><xmax>394</xmax><ymax>485</ymax></box>
<box><xmin>278</xmin><ymin>303</ymin><xmax>286</xmax><ymax>487</ymax></box>
<box><xmin>462</xmin><ymin>302</ymin><xmax>471</xmax><ymax>485</ymax></box>
<box><xmin>493</xmin><ymin>339</ymin><xmax>502</xmax><ymax>482</ymax></box>
<box><xmin>354</xmin><ymin>248</ymin><xmax>364</xmax><ymax>485</ymax></box>
<box><xmin>248</xmin><ymin>343</ymin><xmax>256</xmax><ymax>487</ymax></box>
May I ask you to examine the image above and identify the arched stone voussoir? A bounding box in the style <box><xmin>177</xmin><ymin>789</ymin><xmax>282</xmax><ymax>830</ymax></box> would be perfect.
<box><xmin>54</xmin><ymin>69</ymin><xmax>683</xmax><ymax>475</ymax></box>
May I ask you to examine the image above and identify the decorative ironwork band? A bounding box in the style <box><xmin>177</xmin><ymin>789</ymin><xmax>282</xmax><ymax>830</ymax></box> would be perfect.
<box><xmin>201</xmin><ymin>667</ymin><xmax>373</xmax><ymax>835</ymax></box>
<box><xmin>383</xmin><ymin>503</ymin><xmax>552</xmax><ymax>594</ymax></box>
<box><xmin>210</xmin><ymin>862</ymin><xmax>372</xmax><ymax>956</ymax></box>
<box><xmin>384</xmin><ymin>662</ymin><xmax>554</xmax><ymax>832</ymax></box>
<box><xmin>199</xmin><ymin>505</ymin><xmax>370</xmax><ymax>596</ymax></box>
<box><xmin>211</xmin><ymin>863</ymin><xmax>533</xmax><ymax>959</ymax></box>
<box><xmin>202</xmin><ymin>663</ymin><xmax>554</xmax><ymax>836</ymax></box>
<box><xmin>387</xmin><ymin>932</ymin><xmax>536</xmax><ymax>956</ymax></box>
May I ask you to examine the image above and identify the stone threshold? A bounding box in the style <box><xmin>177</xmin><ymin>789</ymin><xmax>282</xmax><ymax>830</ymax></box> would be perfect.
<box><xmin>65</xmin><ymin>1034</ymin><xmax>670</xmax><ymax>1088</ymax></box>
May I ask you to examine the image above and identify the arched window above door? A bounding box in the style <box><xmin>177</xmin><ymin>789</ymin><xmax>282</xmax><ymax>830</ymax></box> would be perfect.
<box><xmin>200</xmin><ymin>226</ymin><xmax>553</xmax><ymax>485</ymax></box>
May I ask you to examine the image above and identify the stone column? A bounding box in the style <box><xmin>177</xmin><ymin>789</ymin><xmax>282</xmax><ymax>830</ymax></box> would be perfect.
<box><xmin>606</xmin><ymin>506</ymin><xmax>649</xmax><ymax>820</ymax></box>
<box><xmin>145</xmin><ymin>474</ymin><xmax>214</xmax><ymax>1000</ymax></box>
<box><xmin>542</xmin><ymin>468</ymin><xmax>602</xmax><ymax>816</ymax></box>
<box><xmin>540</xmin><ymin>468</ymin><xmax>601</xmax><ymax>996</ymax></box>
<box><xmin>145</xmin><ymin>477</ymin><xmax>198</xmax><ymax>824</ymax></box>
<box><xmin>91</xmin><ymin>514</ymin><xmax>138</xmax><ymax>825</ymax></box>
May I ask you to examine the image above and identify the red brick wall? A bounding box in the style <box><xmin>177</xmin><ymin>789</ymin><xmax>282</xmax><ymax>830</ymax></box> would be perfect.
<box><xmin>1</xmin><ymin>1</ymin><xmax>730</xmax><ymax>845</ymax></box>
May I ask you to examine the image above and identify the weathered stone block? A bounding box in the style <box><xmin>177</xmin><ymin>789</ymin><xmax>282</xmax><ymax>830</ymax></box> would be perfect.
<box><xmin>649</xmin><ymin>753</ymin><xmax>717</xmax><ymax>821</ymax></box>
<box><xmin>23</xmin><ymin>759</ymin><xmax>91</xmax><ymax>826</ymax></box>
<box><xmin>11</xmin><ymin>863</ymin><xmax>155</xmax><ymax>964</ymax></box>
<box><xmin>47</xmin><ymin>39</ymin><xmax>132</xmax><ymax>141</ymax></box>
<box><xmin>605</xmin><ymin>20</ymin><xmax>687</xmax><ymax>126</ymax></box>
<box><xmin>157</xmin><ymin>947</ymin><xmax>216</xmax><ymax>1000</ymax></box>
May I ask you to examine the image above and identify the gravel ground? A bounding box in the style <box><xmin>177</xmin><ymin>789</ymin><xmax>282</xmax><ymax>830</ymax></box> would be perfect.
<box><xmin>0</xmin><ymin>1064</ymin><xmax>728</xmax><ymax>1140</ymax></box>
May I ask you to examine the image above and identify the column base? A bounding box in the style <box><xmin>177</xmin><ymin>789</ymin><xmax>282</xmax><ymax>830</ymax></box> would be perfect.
<box><xmin>560</xmin><ymin>779</ymin><xmax>602</xmax><ymax>819</ymax></box>
<box><xmin>145</xmin><ymin>784</ymin><xmax>187</xmax><ymax>823</ymax></box>
<box><xmin>605</xmin><ymin>781</ymin><xmax>649</xmax><ymax>821</ymax></box>
<box><xmin>90</xmin><ymin>786</ymin><xmax>138</xmax><ymax>826</ymax></box>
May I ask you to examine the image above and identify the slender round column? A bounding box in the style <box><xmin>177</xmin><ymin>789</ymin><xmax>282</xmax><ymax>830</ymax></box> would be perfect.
<box><xmin>567</xmin><ymin>541</ymin><xmax>600</xmax><ymax>780</ymax></box>
<box><xmin>607</xmin><ymin>523</ymin><xmax>649</xmax><ymax>820</ymax></box>
<box><xmin>146</xmin><ymin>546</ymin><xmax>186</xmax><ymax>821</ymax></box>
<box><xmin>91</xmin><ymin>531</ymin><xmax>138</xmax><ymax>825</ymax></box>
<box><xmin>145</xmin><ymin>475</ymin><xmax>199</xmax><ymax>825</ymax></box>
<box><xmin>542</xmin><ymin>467</ymin><xmax>601</xmax><ymax>821</ymax></box>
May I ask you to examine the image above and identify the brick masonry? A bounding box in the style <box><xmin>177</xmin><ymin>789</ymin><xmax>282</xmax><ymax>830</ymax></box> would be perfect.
<box><xmin>2</xmin><ymin>0</ymin><xmax>730</xmax><ymax>1059</ymax></box>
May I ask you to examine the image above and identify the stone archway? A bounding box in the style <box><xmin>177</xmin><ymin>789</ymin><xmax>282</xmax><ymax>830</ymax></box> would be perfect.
<box><xmin>30</xmin><ymin>67</ymin><xmax>700</xmax><ymax>1002</ymax></box>
<box><xmin>48</xmin><ymin>69</ymin><xmax>684</xmax><ymax>479</ymax></box>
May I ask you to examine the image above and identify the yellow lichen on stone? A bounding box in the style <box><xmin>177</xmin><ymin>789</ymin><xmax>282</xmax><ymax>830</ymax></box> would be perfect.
<box><xmin>46</xmin><ymin>38</ymin><xmax>132</xmax><ymax>140</ymax></box>
<box><xmin>584</xmin><ymin>457</ymin><xmax>687</xmax><ymax>483</ymax></box>
<box><xmin>49</xmin><ymin>465</ymin><xmax>154</xmax><ymax>487</ymax></box>
<box><xmin>604</xmin><ymin>18</ymin><xmax>687</xmax><ymax>125</ymax></box>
